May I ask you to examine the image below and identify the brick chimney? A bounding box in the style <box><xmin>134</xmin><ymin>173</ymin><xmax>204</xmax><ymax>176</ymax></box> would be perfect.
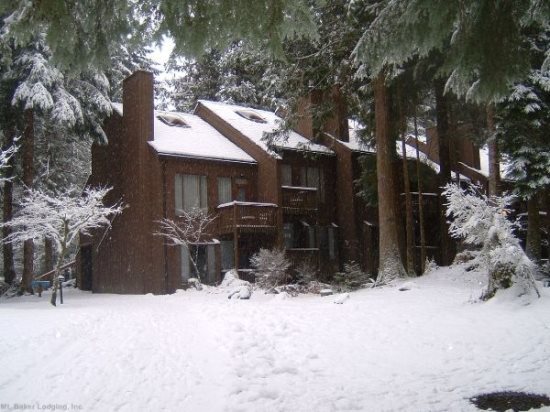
<box><xmin>123</xmin><ymin>70</ymin><xmax>154</xmax><ymax>145</ymax></box>
<box><xmin>295</xmin><ymin>85</ymin><xmax>349</xmax><ymax>142</ymax></box>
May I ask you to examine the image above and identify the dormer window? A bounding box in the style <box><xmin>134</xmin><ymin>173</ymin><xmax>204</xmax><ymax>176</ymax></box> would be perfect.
<box><xmin>235</xmin><ymin>109</ymin><xmax>267</xmax><ymax>123</ymax></box>
<box><xmin>157</xmin><ymin>113</ymin><xmax>190</xmax><ymax>128</ymax></box>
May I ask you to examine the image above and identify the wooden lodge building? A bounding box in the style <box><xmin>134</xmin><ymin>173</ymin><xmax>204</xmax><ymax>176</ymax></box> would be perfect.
<box><xmin>79</xmin><ymin>71</ymin><xmax>486</xmax><ymax>294</ymax></box>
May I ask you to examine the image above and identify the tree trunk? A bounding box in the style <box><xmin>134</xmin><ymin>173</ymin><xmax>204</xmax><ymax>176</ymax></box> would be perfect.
<box><xmin>43</xmin><ymin>237</ymin><xmax>55</xmax><ymax>278</ymax></box>
<box><xmin>545</xmin><ymin>190</ymin><xmax>550</xmax><ymax>263</ymax></box>
<box><xmin>413</xmin><ymin>114</ymin><xmax>427</xmax><ymax>273</ymax></box>
<box><xmin>374</xmin><ymin>72</ymin><xmax>405</xmax><ymax>283</ymax></box>
<box><xmin>526</xmin><ymin>192</ymin><xmax>541</xmax><ymax>262</ymax></box>
<box><xmin>401</xmin><ymin>137</ymin><xmax>415</xmax><ymax>275</ymax></box>
<box><xmin>397</xmin><ymin>86</ymin><xmax>414</xmax><ymax>276</ymax></box>
<box><xmin>2</xmin><ymin>127</ymin><xmax>16</xmax><ymax>284</ymax></box>
<box><xmin>21</xmin><ymin>109</ymin><xmax>35</xmax><ymax>293</ymax></box>
<box><xmin>434</xmin><ymin>79</ymin><xmax>454</xmax><ymax>265</ymax></box>
<box><xmin>486</xmin><ymin>104</ymin><xmax>501</xmax><ymax>196</ymax></box>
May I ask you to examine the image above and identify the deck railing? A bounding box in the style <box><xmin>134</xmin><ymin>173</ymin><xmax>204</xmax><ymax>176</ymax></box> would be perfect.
<box><xmin>217</xmin><ymin>201</ymin><xmax>278</xmax><ymax>234</ymax></box>
<box><xmin>281</xmin><ymin>186</ymin><xmax>317</xmax><ymax>214</ymax></box>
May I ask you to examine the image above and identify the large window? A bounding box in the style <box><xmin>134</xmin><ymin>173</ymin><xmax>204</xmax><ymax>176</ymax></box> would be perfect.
<box><xmin>181</xmin><ymin>244</ymin><xmax>217</xmax><ymax>284</ymax></box>
<box><xmin>281</xmin><ymin>164</ymin><xmax>292</xmax><ymax>186</ymax></box>
<box><xmin>220</xmin><ymin>240</ymin><xmax>234</xmax><ymax>270</ymax></box>
<box><xmin>217</xmin><ymin>177</ymin><xmax>232</xmax><ymax>205</ymax></box>
<box><xmin>175</xmin><ymin>174</ymin><xmax>207</xmax><ymax>214</ymax></box>
<box><xmin>300</xmin><ymin>166</ymin><xmax>325</xmax><ymax>202</ymax></box>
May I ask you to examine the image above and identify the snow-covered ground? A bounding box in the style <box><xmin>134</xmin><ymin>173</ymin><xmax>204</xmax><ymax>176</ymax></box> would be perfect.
<box><xmin>1</xmin><ymin>265</ymin><xmax>550</xmax><ymax>412</ymax></box>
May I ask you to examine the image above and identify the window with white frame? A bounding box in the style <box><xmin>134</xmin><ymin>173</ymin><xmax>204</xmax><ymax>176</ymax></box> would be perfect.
<box><xmin>217</xmin><ymin>177</ymin><xmax>232</xmax><ymax>205</ymax></box>
<box><xmin>175</xmin><ymin>174</ymin><xmax>207</xmax><ymax>214</ymax></box>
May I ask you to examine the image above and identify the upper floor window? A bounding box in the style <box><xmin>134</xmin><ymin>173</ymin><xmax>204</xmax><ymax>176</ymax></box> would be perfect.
<box><xmin>217</xmin><ymin>177</ymin><xmax>232</xmax><ymax>205</ymax></box>
<box><xmin>300</xmin><ymin>166</ymin><xmax>325</xmax><ymax>202</ymax></box>
<box><xmin>281</xmin><ymin>164</ymin><xmax>292</xmax><ymax>186</ymax></box>
<box><xmin>235</xmin><ymin>109</ymin><xmax>267</xmax><ymax>123</ymax></box>
<box><xmin>175</xmin><ymin>174</ymin><xmax>207</xmax><ymax>214</ymax></box>
<box><xmin>157</xmin><ymin>114</ymin><xmax>190</xmax><ymax>128</ymax></box>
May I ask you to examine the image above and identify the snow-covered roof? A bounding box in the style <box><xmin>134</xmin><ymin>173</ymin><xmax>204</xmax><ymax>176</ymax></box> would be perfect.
<box><xmin>343</xmin><ymin>127</ymin><xmax>375</xmax><ymax>153</ymax></box>
<box><xmin>479</xmin><ymin>146</ymin><xmax>509</xmax><ymax>178</ymax></box>
<box><xmin>197</xmin><ymin>100</ymin><xmax>334</xmax><ymax>158</ymax></box>
<box><xmin>111</xmin><ymin>103</ymin><xmax>256</xmax><ymax>164</ymax></box>
<box><xmin>336</xmin><ymin>126</ymin><xmax>441</xmax><ymax>173</ymax></box>
<box><xmin>151</xmin><ymin>111</ymin><xmax>256</xmax><ymax>163</ymax></box>
<box><xmin>217</xmin><ymin>201</ymin><xmax>277</xmax><ymax>209</ymax></box>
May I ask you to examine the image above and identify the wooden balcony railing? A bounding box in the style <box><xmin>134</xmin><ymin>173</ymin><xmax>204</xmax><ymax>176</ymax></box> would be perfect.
<box><xmin>281</xmin><ymin>186</ymin><xmax>318</xmax><ymax>214</ymax></box>
<box><xmin>217</xmin><ymin>201</ymin><xmax>278</xmax><ymax>234</ymax></box>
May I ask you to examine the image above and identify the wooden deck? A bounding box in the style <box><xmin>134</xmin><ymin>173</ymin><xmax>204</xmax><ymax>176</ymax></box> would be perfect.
<box><xmin>217</xmin><ymin>201</ymin><xmax>278</xmax><ymax>235</ymax></box>
<box><xmin>281</xmin><ymin>186</ymin><xmax>318</xmax><ymax>215</ymax></box>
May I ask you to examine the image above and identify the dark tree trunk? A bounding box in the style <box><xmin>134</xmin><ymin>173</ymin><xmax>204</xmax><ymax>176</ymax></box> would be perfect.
<box><xmin>486</xmin><ymin>104</ymin><xmax>501</xmax><ymax>196</ymax></box>
<box><xmin>545</xmin><ymin>190</ymin><xmax>550</xmax><ymax>262</ymax></box>
<box><xmin>21</xmin><ymin>109</ymin><xmax>34</xmax><ymax>293</ymax></box>
<box><xmin>397</xmin><ymin>86</ymin><xmax>414</xmax><ymax>275</ymax></box>
<box><xmin>526</xmin><ymin>192</ymin><xmax>541</xmax><ymax>262</ymax></box>
<box><xmin>2</xmin><ymin>127</ymin><xmax>16</xmax><ymax>284</ymax></box>
<box><xmin>434</xmin><ymin>79</ymin><xmax>454</xmax><ymax>265</ymax></box>
<box><xmin>374</xmin><ymin>73</ymin><xmax>405</xmax><ymax>282</ymax></box>
<box><xmin>413</xmin><ymin>114</ymin><xmax>427</xmax><ymax>273</ymax></box>
<box><xmin>401</xmin><ymin>137</ymin><xmax>415</xmax><ymax>275</ymax></box>
<box><xmin>44</xmin><ymin>237</ymin><xmax>54</xmax><ymax>278</ymax></box>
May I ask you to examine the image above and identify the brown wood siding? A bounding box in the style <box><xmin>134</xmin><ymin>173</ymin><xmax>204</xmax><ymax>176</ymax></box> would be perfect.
<box><xmin>162</xmin><ymin>156</ymin><xmax>258</xmax><ymax>292</ymax></box>
<box><xmin>88</xmin><ymin>71</ymin><xmax>166</xmax><ymax>294</ymax></box>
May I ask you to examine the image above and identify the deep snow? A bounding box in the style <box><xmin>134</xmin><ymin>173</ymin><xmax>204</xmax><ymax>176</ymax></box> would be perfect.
<box><xmin>1</xmin><ymin>265</ymin><xmax>550</xmax><ymax>412</ymax></box>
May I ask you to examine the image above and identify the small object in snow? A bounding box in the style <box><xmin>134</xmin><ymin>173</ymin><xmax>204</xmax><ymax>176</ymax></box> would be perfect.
<box><xmin>238</xmin><ymin>286</ymin><xmax>251</xmax><ymax>299</ymax></box>
<box><xmin>334</xmin><ymin>293</ymin><xmax>349</xmax><ymax>304</ymax></box>
<box><xmin>542</xmin><ymin>279</ymin><xmax>550</xmax><ymax>288</ymax></box>
<box><xmin>228</xmin><ymin>285</ymin><xmax>252</xmax><ymax>300</ymax></box>
<box><xmin>320</xmin><ymin>289</ymin><xmax>333</xmax><ymax>297</ymax></box>
<box><xmin>398</xmin><ymin>281</ymin><xmax>417</xmax><ymax>291</ymax></box>
<box><xmin>187</xmin><ymin>278</ymin><xmax>203</xmax><ymax>291</ymax></box>
<box><xmin>265</xmin><ymin>288</ymin><xmax>279</xmax><ymax>294</ymax></box>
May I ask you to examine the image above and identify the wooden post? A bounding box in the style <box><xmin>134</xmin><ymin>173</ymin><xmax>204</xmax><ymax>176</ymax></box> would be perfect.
<box><xmin>486</xmin><ymin>104</ymin><xmax>501</xmax><ymax>196</ymax></box>
<box><xmin>233</xmin><ymin>204</ymin><xmax>239</xmax><ymax>275</ymax></box>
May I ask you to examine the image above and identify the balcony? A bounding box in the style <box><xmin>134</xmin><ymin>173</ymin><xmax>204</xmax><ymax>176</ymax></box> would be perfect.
<box><xmin>217</xmin><ymin>201</ymin><xmax>278</xmax><ymax>235</ymax></box>
<box><xmin>281</xmin><ymin>186</ymin><xmax>318</xmax><ymax>215</ymax></box>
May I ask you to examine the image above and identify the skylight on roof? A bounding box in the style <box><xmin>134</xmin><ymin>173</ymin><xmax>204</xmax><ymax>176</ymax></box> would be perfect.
<box><xmin>157</xmin><ymin>114</ymin><xmax>190</xmax><ymax>128</ymax></box>
<box><xmin>235</xmin><ymin>109</ymin><xmax>267</xmax><ymax>124</ymax></box>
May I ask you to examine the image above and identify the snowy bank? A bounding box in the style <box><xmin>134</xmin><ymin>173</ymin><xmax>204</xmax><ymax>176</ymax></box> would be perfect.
<box><xmin>1</xmin><ymin>265</ymin><xmax>549</xmax><ymax>411</ymax></box>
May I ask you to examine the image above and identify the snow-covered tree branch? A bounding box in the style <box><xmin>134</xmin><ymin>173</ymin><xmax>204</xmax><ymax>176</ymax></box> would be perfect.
<box><xmin>156</xmin><ymin>208</ymin><xmax>217</xmax><ymax>283</ymax></box>
<box><xmin>2</xmin><ymin>185</ymin><xmax>124</xmax><ymax>305</ymax></box>
<box><xmin>0</xmin><ymin>143</ymin><xmax>17</xmax><ymax>184</ymax></box>
<box><xmin>443</xmin><ymin>183</ymin><xmax>540</xmax><ymax>300</ymax></box>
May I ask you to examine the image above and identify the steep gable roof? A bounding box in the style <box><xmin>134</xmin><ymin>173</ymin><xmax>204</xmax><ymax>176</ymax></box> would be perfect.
<box><xmin>112</xmin><ymin>103</ymin><xmax>256</xmax><ymax>164</ymax></box>
<box><xmin>197</xmin><ymin>100</ymin><xmax>334</xmax><ymax>159</ymax></box>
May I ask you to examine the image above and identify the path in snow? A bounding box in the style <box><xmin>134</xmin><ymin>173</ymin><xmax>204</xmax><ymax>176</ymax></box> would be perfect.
<box><xmin>1</xmin><ymin>266</ymin><xmax>550</xmax><ymax>411</ymax></box>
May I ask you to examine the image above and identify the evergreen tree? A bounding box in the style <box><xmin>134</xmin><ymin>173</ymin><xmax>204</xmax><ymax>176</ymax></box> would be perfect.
<box><xmin>497</xmin><ymin>28</ymin><xmax>550</xmax><ymax>261</ymax></box>
<box><xmin>353</xmin><ymin>0</ymin><xmax>550</xmax><ymax>103</ymax></box>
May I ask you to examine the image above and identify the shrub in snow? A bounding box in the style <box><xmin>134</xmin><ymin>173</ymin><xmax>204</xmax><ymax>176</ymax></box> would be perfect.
<box><xmin>443</xmin><ymin>183</ymin><xmax>540</xmax><ymax>300</ymax></box>
<box><xmin>333</xmin><ymin>261</ymin><xmax>372</xmax><ymax>292</ymax></box>
<box><xmin>221</xmin><ymin>270</ymin><xmax>252</xmax><ymax>299</ymax></box>
<box><xmin>294</xmin><ymin>260</ymin><xmax>318</xmax><ymax>284</ymax></box>
<box><xmin>250</xmin><ymin>248</ymin><xmax>291</xmax><ymax>289</ymax></box>
<box><xmin>423</xmin><ymin>257</ymin><xmax>439</xmax><ymax>275</ymax></box>
<box><xmin>2</xmin><ymin>186</ymin><xmax>123</xmax><ymax>305</ymax></box>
